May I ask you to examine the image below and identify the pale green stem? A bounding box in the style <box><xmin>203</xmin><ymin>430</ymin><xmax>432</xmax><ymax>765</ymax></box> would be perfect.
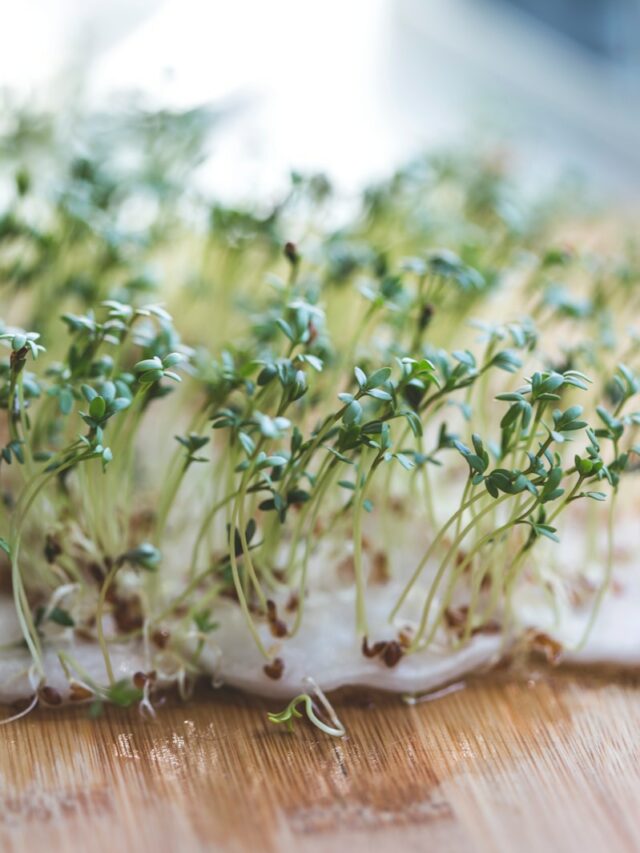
<box><xmin>408</xmin><ymin>493</ymin><xmax>528</xmax><ymax>649</ymax></box>
<box><xmin>388</xmin><ymin>487</ymin><xmax>487</xmax><ymax>622</ymax></box>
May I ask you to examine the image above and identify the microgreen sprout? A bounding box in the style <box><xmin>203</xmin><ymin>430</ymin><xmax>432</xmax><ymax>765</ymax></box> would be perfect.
<box><xmin>0</xmin><ymin>102</ymin><xmax>638</xmax><ymax>728</ymax></box>
<box><xmin>268</xmin><ymin>678</ymin><xmax>346</xmax><ymax>737</ymax></box>
<box><xmin>267</xmin><ymin>694</ymin><xmax>346</xmax><ymax>737</ymax></box>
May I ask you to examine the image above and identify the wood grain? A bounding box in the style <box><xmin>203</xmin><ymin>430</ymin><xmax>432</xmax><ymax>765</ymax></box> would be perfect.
<box><xmin>1</xmin><ymin>672</ymin><xmax>639</xmax><ymax>852</ymax></box>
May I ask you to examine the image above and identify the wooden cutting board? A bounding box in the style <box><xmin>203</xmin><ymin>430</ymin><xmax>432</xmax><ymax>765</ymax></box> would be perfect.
<box><xmin>1</xmin><ymin>672</ymin><xmax>639</xmax><ymax>852</ymax></box>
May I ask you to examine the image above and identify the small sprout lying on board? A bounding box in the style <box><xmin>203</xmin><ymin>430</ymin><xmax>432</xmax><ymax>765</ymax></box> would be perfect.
<box><xmin>268</xmin><ymin>680</ymin><xmax>346</xmax><ymax>737</ymax></box>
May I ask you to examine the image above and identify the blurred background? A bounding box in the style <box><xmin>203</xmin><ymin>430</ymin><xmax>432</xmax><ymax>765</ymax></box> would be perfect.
<box><xmin>1</xmin><ymin>0</ymin><xmax>639</xmax><ymax>200</ymax></box>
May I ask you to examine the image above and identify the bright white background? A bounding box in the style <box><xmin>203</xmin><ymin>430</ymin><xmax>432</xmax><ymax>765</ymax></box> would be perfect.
<box><xmin>1</xmin><ymin>0</ymin><xmax>639</xmax><ymax>199</ymax></box>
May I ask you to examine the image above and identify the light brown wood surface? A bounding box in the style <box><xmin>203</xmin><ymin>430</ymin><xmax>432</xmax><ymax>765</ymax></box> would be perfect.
<box><xmin>1</xmin><ymin>673</ymin><xmax>639</xmax><ymax>853</ymax></box>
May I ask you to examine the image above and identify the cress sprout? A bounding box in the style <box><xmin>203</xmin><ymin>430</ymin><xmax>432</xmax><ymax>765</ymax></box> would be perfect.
<box><xmin>0</xmin><ymin>101</ymin><xmax>638</xmax><ymax>732</ymax></box>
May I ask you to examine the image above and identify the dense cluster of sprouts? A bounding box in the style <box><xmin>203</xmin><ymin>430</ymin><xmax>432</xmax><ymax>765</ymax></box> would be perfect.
<box><xmin>0</xmin><ymin>100</ymin><xmax>639</xmax><ymax>731</ymax></box>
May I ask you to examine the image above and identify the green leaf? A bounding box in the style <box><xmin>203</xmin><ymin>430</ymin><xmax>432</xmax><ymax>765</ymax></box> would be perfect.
<box><xmin>496</xmin><ymin>392</ymin><xmax>526</xmax><ymax>402</ymax></box>
<box><xmin>258</xmin><ymin>364</ymin><xmax>277</xmax><ymax>386</ymax></box>
<box><xmin>257</xmin><ymin>453</ymin><xmax>288</xmax><ymax>470</ymax></box>
<box><xmin>81</xmin><ymin>384</ymin><xmax>98</xmax><ymax>403</ymax></box>
<box><xmin>338</xmin><ymin>480</ymin><xmax>356</xmax><ymax>490</ymax></box>
<box><xmin>394</xmin><ymin>452</ymin><xmax>415</xmax><ymax>470</ymax></box>
<box><xmin>574</xmin><ymin>456</ymin><xmax>593</xmax><ymax>476</ymax></box>
<box><xmin>325</xmin><ymin>447</ymin><xmax>353</xmax><ymax>464</ymax></box>
<box><xmin>366</xmin><ymin>367</ymin><xmax>391</xmax><ymax>389</ymax></box>
<box><xmin>162</xmin><ymin>352</ymin><xmax>184</xmax><ymax>368</ymax></box>
<box><xmin>238</xmin><ymin>432</ymin><xmax>255</xmax><ymax>456</ymax></box>
<box><xmin>48</xmin><ymin>607</ymin><xmax>75</xmax><ymax>627</ymax></box>
<box><xmin>535</xmin><ymin>524</ymin><xmax>560</xmax><ymax>543</ymax></box>
<box><xmin>301</xmin><ymin>354</ymin><xmax>323</xmax><ymax>372</ymax></box>
<box><xmin>58</xmin><ymin>388</ymin><xmax>74</xmax><ymax>414</ymax></box>
<box><xmin>107</xmin><ymin>679</ymin><xmax>143</xmax><ymax>708</ymax></box>
<box><xmin>492</xmin><ymin>350</ymin><xmax>522</xmax><ymax>373</ymax></box>
<box><xmin>276</xmin><ymin>318</ymin><xmax>294</xmax><ymax>341</ymax></box>
<box><xmin>134</xmin><ymin>357</ymin><xmax>162</xmax><ymax>373</ymax></box>
<box><xmin>354</xmin><ymin>366</ymin><xmax>367</xmax><ymax>388</ymax></box>
<box><xmin>453</xmin><ymin>350</ymin><xmax>476</xmax><ymax>368</ymax></box>
<box><xmin>140</xmin><ymin>368</ymin><xmax>164</xmax><ymax>384</ymax></box>
<box><xmin>111</xmin><ymin>398</ymin><xmax>131</xmax><ymax>414</ymax></box>
<box><xmin>193</xmin><ymin>609</ymin><xmax>219</xmax><ymax>634</ymax></box>
<box><xmin>342</xmin><ymin>400</ymin><xmax>363</xmax><ymax>426</ymax></box>
<box><xmin>122</xmin><ymin>543</ymin><xmax>161</xmax><ymax>571</ymax></box>
<box><xmin>366</xmin><ymin>388</ymin><xmax>392</xmax><ymax>402</ymax></box>
<box><xmin>265</xmin><ymin>455</ymin><xmax>288</xmax><ymax>467</ymax></box>
<box><xmin>89</xmin><ymin>396</ymin><xmax>106</xmax><ymax>419</ymax></box>
<box><xmin>401</xmin><ymin>409</ymin><xmax>423</xmax><ymax>438</ymax></box>
<box><xmin>287</xmin><ymin>489</ymin><xmax>310</xmax><ymax>504</ymax></box>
